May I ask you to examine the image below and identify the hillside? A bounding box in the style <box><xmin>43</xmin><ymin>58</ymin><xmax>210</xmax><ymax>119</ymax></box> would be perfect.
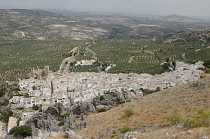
<box><xmin>1</xmin><ymin>9</ymin><xmax>210</xmax><ymax>42</ymax></box>
<box><xmin>0</xmin><ymin>9</ymin><xmax>107</xmax><ymax>41</ymax></box>
<box><xmin>78</xmin><ymin>75</ymin><xmax>210</xmax><ymax>138</ymax></box>
<box><xmin>1</xmin><ymin>38</ymin><xmax>210</xmax><ymax>81</ymax></box>
<box><xmin>164</xmin><ymin>30</ymin><xmax>210</xmax><ymax>43</ymax></box>
<box><xmin>1</xmin><ymin>8</ymin><xmax>210</xmax><ymax>139</ymax></box>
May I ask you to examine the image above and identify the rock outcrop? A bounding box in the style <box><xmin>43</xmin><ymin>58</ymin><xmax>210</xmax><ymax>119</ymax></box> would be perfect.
<box><xmin>26</xmin><ymin>103</ymin><xmax>93</xmax><ymax>138</ymax></box>
<box><xmin>92</xmin><ymin>90</ymin><xmax>142</xmax><ymax>110</ymax></box>
<box><xmin>25</xmin><ymin>90</ymin><xmax>142</xmax><ymax>138</ymax></box>
<box><xmin>72</xmin><ymin>101</ymin><xmax>96</xmax><ymax>115</ymax></box>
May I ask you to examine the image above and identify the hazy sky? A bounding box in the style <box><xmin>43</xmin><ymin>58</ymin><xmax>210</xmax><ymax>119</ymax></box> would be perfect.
<box><xmin>0</xmin><ymin>0</ymin><xmax>209</xmax><ymax>17</ymax></box>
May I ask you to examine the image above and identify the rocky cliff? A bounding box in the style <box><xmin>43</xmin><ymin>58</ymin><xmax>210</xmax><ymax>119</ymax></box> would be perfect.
<box><xmin>23</xmin><ymin>91</ymin><xmax>138</xmax><ymax>138</ymax></box>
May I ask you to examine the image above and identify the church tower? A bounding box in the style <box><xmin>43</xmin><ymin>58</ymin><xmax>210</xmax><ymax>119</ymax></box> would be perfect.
<box><xmin>50</xmin><ymin>81</ymin><xmax>54</xmax><ymax>104</ymax></box>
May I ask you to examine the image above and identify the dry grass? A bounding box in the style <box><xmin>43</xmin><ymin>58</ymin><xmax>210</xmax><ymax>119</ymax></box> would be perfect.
<box><xmin>130</xmin><ymin>126</ymin><xmax>210</xmax><ymax>138</ymax></box>
<box><xmin>78</xmin><ymin>75</ymin><xmax>210</xmax><ymax>138</ymax></box>
<box><xmin>47</xmin><ymin>132</ymin><xmax>68</xmax><ymax>139</ymax></box>
<box><xmin>47</xmin><ymin>137</ymin><xmax>64</xmax><ymax>139</ymax></box>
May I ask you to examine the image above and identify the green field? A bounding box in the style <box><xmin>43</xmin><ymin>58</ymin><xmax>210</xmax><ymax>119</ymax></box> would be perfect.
<box><xmin>0</xmin><ymin>40</ymin><xmax>86</xmax><ymax>81</ymax></box>
<box><xmin>0</xmin><ymin>40</ymin><xmax>210</xmax><ymax>81</ymax></box>
<box><xmin>88</xmin><ymin>40</ymin><xmax>210</xmax><ymax>74</ymax></box>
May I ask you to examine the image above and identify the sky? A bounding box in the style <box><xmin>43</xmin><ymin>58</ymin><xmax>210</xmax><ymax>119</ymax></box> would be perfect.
<box><xmin>0</xmin><ymin>0</ymin><xmax>209</xmax><ymax>17</ymax></box>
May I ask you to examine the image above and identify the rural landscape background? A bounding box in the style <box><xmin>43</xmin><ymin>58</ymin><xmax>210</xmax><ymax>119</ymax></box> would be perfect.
<box><xmin>0</xmin><ymin>1</ymin><xmax>210</xmax><ymax>139</ymax></box>
<box><xmin>1</xmin><ymin>9</ymin><xmax>210</xmax><ymax>81</ymax></box>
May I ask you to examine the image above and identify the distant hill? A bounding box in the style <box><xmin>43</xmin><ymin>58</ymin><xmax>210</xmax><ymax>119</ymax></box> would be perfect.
<box><xmin>0</xmin><ymin>9</ymin><xmax>107</xmax><ymax>41</ymax></box>
<box><xmin>46</xmin><ymin>9</ymin><xmax>94</xmax><ymax>16</ymax></box>
<box><xmin>1</xmin><ymin>9</ymin><xmax>210</xmax><ymax>41</ymax></box>
<box><xmin>166</xmin><ymin>15</ymin><xmax>192</xmax><ymax>19</ymax></box>
<box><xmin>11</xmin><ymin>9</ymin><xmax>65</xmax><ymax>18</ymax></box>
<box><xmin>163</xmin><ymin>30</ymin><xmax>210</xmax><ymax>43</ymax></box>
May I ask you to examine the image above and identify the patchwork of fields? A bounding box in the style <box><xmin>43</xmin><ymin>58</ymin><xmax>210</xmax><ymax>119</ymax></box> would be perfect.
<box><xmin>0</xmin><ymin>40</ymin><xmax>86</xmax><ymax>81</ymax></box>
<box><xmin>0</xmin><ymin>40</ymin><xmax>210</xmax><ymax>81</ymax></box>
<box><xmin>88</xmin><ymin>41</ymin><xmax>210</xmax><ymax>74</ymax></box>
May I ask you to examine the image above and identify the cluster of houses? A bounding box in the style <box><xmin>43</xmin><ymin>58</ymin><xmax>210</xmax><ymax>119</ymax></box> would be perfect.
<box><xmin>13</xmin><ymin>61</ymin><xmax>204</xmax><ymax>107</ymax></box>
<box><xmin>75</xmin><ymin>59</ymin><xmax>96</xmax><ymax>66</ymax></box>
<box><xmin>0</xmin><ymin>112</ymin><xmax>35</xmax><ymax>137</ymax></box>
<box><xmin>0</xmin><ymin>61</ymin><xmax>204</xmax><ymax>137</ymax></box>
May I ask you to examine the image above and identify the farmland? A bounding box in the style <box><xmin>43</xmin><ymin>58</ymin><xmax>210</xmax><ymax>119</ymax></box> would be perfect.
<box><xmin>1</xmin><ymin>9</ymin><xmax>210</xmax><ymax>82</ymax></box>
<box><xmin>86</xmin><ymin>40</ymin><xmax>210</xmax><ymax>74</ymax></box>
<box><xmin>0</xmin><ymin>39</ymin><xmax>210</xmax><ymax>81</ymax></box>
<box><xmin>0</xmin><ymin>40</ymin><xmax>86</xmax><ymax>81</ymax></box>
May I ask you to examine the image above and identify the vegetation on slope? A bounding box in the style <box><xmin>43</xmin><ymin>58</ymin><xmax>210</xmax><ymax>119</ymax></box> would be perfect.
<box><xmin>1</xmin><ymin>39</ymin><xmax>210</xmax><ymax>81</ymax></box>
<box><xmin>0</xmin><ymin>40</ymin><xmax>86</xmax><ymax>81</ymax></box>
<box><xmin>9</xmin><ymin>125</ymin><xmax>32</xmax><ymax>138</ymax></box>
<box><xmin>78</xmin><ymin>76</ymin><xmax>210</xmax><ymax>138</ymax></box>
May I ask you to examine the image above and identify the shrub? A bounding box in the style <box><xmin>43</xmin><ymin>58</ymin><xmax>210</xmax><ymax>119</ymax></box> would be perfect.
<box><xmin>184</xmin><ymin>109</ymin><xmax>210</xmax><ymax>129</ymax></box>
<box><xmin>204</xmin><ymin>59</ymin><xmax>210</xmax><ymax>68</ymax></box>
<box><xmin>161</xmin><ymin>62</ymin><xmax>170</xmax><ymax>70</ymax></box>
<box><xmin>11</xmin><ymin>88</ymin><xmax>20</xmax><ymax>91</ymax></box>
<box><xmin>0</xmin><ymin>90</ymin><xmax>5</xmax><ymax>98</ymax></box>
<box><xmin>58</xmin><ymin>120</ymin><xmax>64</xmax><ymax>126</ymax></box>
<box><xmin>100</xmin><ymin>95</ymin><xmax>104</xmax><ymax>101</ymax></box>
<box><xmin>32</xmin><ymin>104</ymin><xmax>39</xmax><ymax>110</ymax></box>
<box><xmin>124</xmin><ymin>109</ymin><xmax>134</xmax><ymax>118</ymax></box>
<box><xmin>16</xmin><ymin>107</ymin><xmax>24</xmax><ymax>110</ymax></box>
<box><xmin>116</xmin><ymin>98</ymin><xmax>124</xmax><ymax>104</ymax></box>
<box><xmin>0</xmin><ymin>109</ymin><xmax>13</xmax><ymax>122</ymax></box>
<box><xmin>97</xmin><ymin>108</ymin><xmax>107</xmax><ymax>113</ymax></box>
<box><xmin>16</xmin><ymin>117</ymin><xmax>21</xmax><ymax>126</ymax></box>
<box><xmin>13</xmin><ymin>93</ymin><xmax>23</xmax><ymax>96</ymax></box>
<box><xmin>156</xmin><ymin>87</ymin><xmax>161</xmax><ymax>92</ymax></box>
<box><xmin>166</xmin><ymin>113</ymin><xmax>182</xmax><ymax>125</ymax></box>
<box><xmin>24</xmin><ymin>93</ymin><xmax>30</xmax><ymax>98</ymax></box>
<box><xmin>84</xmin><ymin>111</ymin><xmax>89</xmax><ymax>116</ymax></box>
<box><xmin>120</xmin><ymin>125</ymin><xmax>133</xmax><ymax>133</ymax></box>
<box><xmin>0</xmin><ymin>99</ymin><xmax>9</xmax><ymax>106</ymax></box>
<box><xmin>32</xmin><ymin>86</ymin><xmax>37</xmax><ymax>90</ymax></box>
<box><xmin>172</xmin><ymin>61</ymin><xmax>176</xmax><ymax>68</ymax></box>
<box><xmin>70</xmin><ymin>61</ymin><xmax>77</xmax><ymax>66</ymax></box>
<box><xmin>57</xmin><ymin>116</ymin><xmax>64</xmax><ymax>126</ymax></box>
<box><xmin>205</xmin><ymin>69</ymin><xmax>210</xmax><ymax>73</ymax></box>
<box><xmin>62</xmin><ymin>52</ymin><xmax>72</xmax><ymax>57</ymax></box>
<box><xmin>198</xmin><ymin>67</ymin><xmax>205</xmax><ymax>71</ymax></box>
<box><xmin>142</xmin><ymin>89</ymin><xmax>156</xmax><ymax>96</ymax></box>
<box><xmin>9</xmin><ymin>125</ymin><xmax>32</xmax><ymax>138</ymax></box>
<box><xmin>59</xmin><ymin>132</ymin><xmax>69</xmax><ymax>138</ymax></box>
<box><xmin>166</xmin><ymin>58</ymin><xmax>170</xmax><ymax>62</ymax></box>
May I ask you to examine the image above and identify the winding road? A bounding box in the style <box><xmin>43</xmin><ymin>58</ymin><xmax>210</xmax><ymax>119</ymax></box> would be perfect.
<box><xmin>58</xmin><ymin>47</ymin><xmax>79</xmax><ymax>74</ymax></box>
<box><xmin>85</xmin><ymin>44</ymin><xmax>104</xmax><ymax>72</ymax></box>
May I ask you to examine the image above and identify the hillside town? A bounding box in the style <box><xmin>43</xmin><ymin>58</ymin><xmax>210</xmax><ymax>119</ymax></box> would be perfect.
<box><xmin>0</xmin><ymin>61</ymin><xmax>205</xmax><ymax>137</ymax></box>
<box><xmin>18</xmin><ymin>61</ymin><xmax>204</xmax><ymax>105</ymax></box>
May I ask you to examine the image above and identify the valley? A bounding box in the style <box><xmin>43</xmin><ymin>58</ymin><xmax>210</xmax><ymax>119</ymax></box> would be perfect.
<box><xmin>0</xmin><ymin>8</ymin><xmax>210</xmax><ymax>139</ymax></box>
<box><xmin>0</xmin><ymin>39</ymin><xmax>210</xmax><ymax>82</ymax></box>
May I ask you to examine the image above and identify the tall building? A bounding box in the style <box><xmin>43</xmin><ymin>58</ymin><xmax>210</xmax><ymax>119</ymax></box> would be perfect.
<box><xmin>7</xmin><ymin>117</ymin><xmax>17</xmax><ymax>133</ymax></box>
<box><xmin>51</xmin><ymin>80</ymin><xmax>54</xmax><ymax>104</ymax></box>
<box><xmin>0</xmin><ymin>121</ymin><xmax>7</xmax><ymax>138</ymax></box>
